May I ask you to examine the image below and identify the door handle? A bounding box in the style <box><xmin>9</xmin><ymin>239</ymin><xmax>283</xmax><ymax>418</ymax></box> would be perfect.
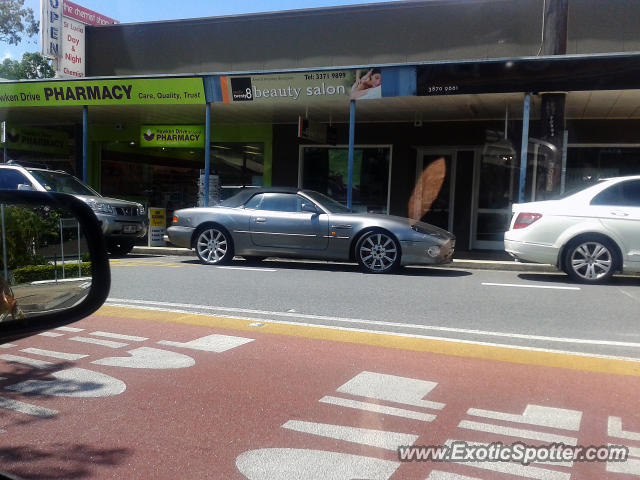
<box><xmin>255</xmin><ymin>217</ymin><xmax>267</xmax><ymax>223</ymax></box>
<box><xmin>610</xmin><ymin>211</ymin><xmax>629</xmax><ymax>217</ymax></box>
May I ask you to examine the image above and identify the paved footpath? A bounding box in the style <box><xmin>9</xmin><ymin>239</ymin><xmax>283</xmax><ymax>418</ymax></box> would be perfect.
<box><xmin>0</xmin><ymin>305</ymin><xmax>639</xmax><ymax>479</ymax></box>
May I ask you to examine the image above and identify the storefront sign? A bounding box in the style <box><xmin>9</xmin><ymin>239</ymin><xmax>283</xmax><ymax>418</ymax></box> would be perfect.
<box><xmin>148</xmin><ymin>208</ymin><xmax>166</xmax><ymax>247</ymax></box>
<box><xmin>41</xmin><ymin>0</ymin><xmax>64</xmax><ymax>60</ymax></box>
<box><xmin>60</xmin><ymin>17</ymin><xmax>86</xmax><ymax>78</ymax></box>
<box><xmin>217</xmin><ymin>67</ymin><xmax>382</xmax><ymax>104</ymax></box>
<box><xmin>63</xmin><ymin>1</ymin><xmax>118</xmax><ymax>25</ymax></box>
<box><xmin>0</xmin><ymin>78</ymin><xmax>205</xmax><ymax>107</ymax></box>
<box><xmin>416</xmin><ymin>55</ymin><xmax>640</xmax><ymax>96</ymax></box>
<box><xmin>140</xmin><ymin>125</ymin><xmax>205</xmax><ymax>148</ymax></box>
<box><xmin>58</xmin><ymin>1</ymin><xmax>118</xmax><ymax>79</ymax></box>
<box><xmin>5</xmin><ymin>126</ymin><xmax>70</xmax><ymax>154</ymax></box>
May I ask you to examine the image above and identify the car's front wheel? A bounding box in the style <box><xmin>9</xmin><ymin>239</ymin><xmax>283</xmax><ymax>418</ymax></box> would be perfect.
<box><xmin>195</xmin><ymin>226</ymin><xmax>233</xmax><ymax>265</ymax></box>
<box><xmin>107</xmin><ymin>239</ymin><xmax>135</xmax><ymax>256</ymax></box>
<box><xmin>356</xmin><ymin>230</ymin><xmax>401</xmax><ymax>273</ymax></box>
<box><xmin>564</xmin><ymin>237</ymin><xmax>618</xmax><ymax>283</ymax></box>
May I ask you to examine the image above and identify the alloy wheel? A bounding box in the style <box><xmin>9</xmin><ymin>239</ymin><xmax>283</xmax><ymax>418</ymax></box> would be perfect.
<box><xmin>569</xmin><ymin>241</ymin><xmax>613</xmax><ymax>281</ymax></box>
<box><xmin>358</xmin><ymin>232</ymin><xmax>399</xmax><ymax>273</ymax></box>
<box><xmin>196</xmin><ymin>228</ymin><xmax>229</xmax><ymax>264</ymax></box>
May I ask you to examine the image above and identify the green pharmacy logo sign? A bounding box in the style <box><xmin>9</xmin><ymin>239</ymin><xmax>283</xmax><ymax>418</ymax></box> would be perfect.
<box><xmin>140</xmin><ymin>125</ymin><xmax>205</xmax><ymax>148</ymax></box>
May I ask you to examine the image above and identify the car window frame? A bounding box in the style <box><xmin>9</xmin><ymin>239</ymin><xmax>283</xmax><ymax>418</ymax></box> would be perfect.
<box><xmin>0</xmin><ymin>168</ymin><xmax>33</xmax><ymax>190</ymax></box>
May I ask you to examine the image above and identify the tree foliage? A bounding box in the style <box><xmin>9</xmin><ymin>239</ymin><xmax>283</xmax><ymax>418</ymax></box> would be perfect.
<box><xmin>0</xmin><ymin>51</ymin><xmax>55</xmax><ymax>79</ymax></box>
<box><xmin>0</xmin><ymin>0</ymin><xmax>38</xmax><ymax>46</ymax></box>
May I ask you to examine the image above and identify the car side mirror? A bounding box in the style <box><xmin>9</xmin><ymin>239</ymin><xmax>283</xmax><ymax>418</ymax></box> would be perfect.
<box><xmin>0</xmin><ymin>190</ymin><xmax>110</xmax><ymax>344</ymax></box>
<box><xmin>301</xmin><ymin>203</ymin><xmax>319</xmax><ymax>214</ymax></box>
<box><xmin>17</xmin><ymin>184</ymin><xmax>33</xmax><ymax>191</ymax></box>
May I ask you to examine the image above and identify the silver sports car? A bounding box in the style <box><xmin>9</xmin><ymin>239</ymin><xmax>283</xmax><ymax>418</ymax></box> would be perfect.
<box><xmin>167</xmin><ymin>188</ymin><xmax>455</xmax><ymax>273</ymax></box>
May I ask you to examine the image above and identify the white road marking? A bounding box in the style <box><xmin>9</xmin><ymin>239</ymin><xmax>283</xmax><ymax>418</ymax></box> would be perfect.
<box><xmin>217</xmin><ymin>266</ymin><xmax>278</xmax><ymax>272</ymax></box>
<box><xmin>606</xmin><ymin>458</ymin><xmax>640</xmax><ymax>475</ymax></box>
<box><xmin>236</xmin><ymin>449</ymin><xmax>400</xmax><ymax>480</ymax></box>
<box><xmin>0</xmin><ymin>354</ymin><xmax>54</xmax><ymax>369</ymax></box>
<box><xmin>104</xmin><ymin>302</ymin><xmax>640</xmax><ymax>363</ymax></box>
<box><xmin>107</xmin><ymin>298</ymin><xmax>640</xmax><ymax>349</ymax></box>
<box><xmin>281</xmin><ymin>420</ymin><xmax>418</xmax><ymax>451</ymax></box>
<box><xmin>459</xmin><ymin>420</ymin><xmax>577</xmax><ymax>447</ymax></box>
<box><xmin>20</xmin><ymin>348</ymin><xmax>88</xmax><ymax>361</ymax></box>
<box><xmin>0</xmin><ymin>396</ymin><xmax>58</xmax><ymax>417</ymax></box>
<box><xmin>5</xmin><ymin>367</ymin><xmax>126</xmax><ymax>397</ymax></box>
<box><xmin>427</xmin><ymin>472</ymin><xmax>482</xmax><ymax>480</ymax></box>
<box><xmin>467</xmin><ymin>404</ymin><xmax>582</xmax><ymax>431</ymax></box>
<box><xmin>444</xmin><ymin>440</ymin><xmax>570</xmax><ymax>480</ymax></box>
<box><xmin>91</xmin><ymin>347</ymin><xmax>195</xmax><ymax>369</ymax></box>
<box><xmin>482</xmin><ymin>282</ymin><xmax>581</xmax><ymax>291</ymax></box>
<box><xmin>158</xmin><ymin>334</ymin><xmax>254</xmax><ymax>352</ymax></box>
<box><xmin>0</xmin><ymin>344</ymin><xmax>15</xmax><ymax>348</ymax></box>
<box><xmin>38</xmin><ymin>332</ymin><xmax>64</xmax><ymax>338</ymax></box>
<box><xmin>56</xmin><ymin>327</ymin><xmax>84</xmax><ymax>332</ymax></box>
<box><xmin>608</xmin><ymin>416</ymin><xmax>640</xmax><ymax>441</ymax></box>
<box><xmin>89</xmin><ymin>331</ymin><xmax>148</xmax><ymax>342</ymax></box>
<box><xmin>70</xmin><ymin>337</ymin><xmax>128</xmax><ymax>348</ymax></box>
<box><xmin>337</xmin><ymin>371</ymin><xmax>445</xmax><ymax>410</ymax></box>
<box><xmin>319</xmin><ymin>396</ymin><xmax>436</xmax><ymax>422</ymax></box>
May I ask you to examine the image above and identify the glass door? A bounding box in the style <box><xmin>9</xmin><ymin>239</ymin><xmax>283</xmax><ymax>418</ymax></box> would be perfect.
<box><xmin>411</xmin><ymin>150</ymin><xmax>456</xmax><ymax>232</ymax></box>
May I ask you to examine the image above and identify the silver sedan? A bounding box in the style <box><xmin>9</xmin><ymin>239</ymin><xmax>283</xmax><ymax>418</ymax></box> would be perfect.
<box><xmin>167</xmin><ymin>188</ymin><xmax>455</xmax><ymax>273</ymax></box>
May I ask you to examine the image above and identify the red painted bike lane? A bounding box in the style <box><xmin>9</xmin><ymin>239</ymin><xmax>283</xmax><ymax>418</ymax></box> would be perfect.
<box><xmin>0</xmin><ymin>307</ymin><xmax>638</xmax><ymax>479</ymax></box>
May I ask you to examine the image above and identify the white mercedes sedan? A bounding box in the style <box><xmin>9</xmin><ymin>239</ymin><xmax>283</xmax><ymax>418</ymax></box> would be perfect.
<box><xmin>504</xmin><ymin>176</ymin><xmax>640</xmax><ymax>283</ymax></box>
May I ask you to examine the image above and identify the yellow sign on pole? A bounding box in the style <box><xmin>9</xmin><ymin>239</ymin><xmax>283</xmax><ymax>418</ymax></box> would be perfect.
<box><xmin>148</xmin><ymin>208</ymin><xmax>166</xmax><ymax>246</ymax></box>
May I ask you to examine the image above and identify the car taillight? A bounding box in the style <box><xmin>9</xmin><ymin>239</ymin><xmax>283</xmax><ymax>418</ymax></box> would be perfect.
<box><xmin>513</xmin><ymin>212</ymin><xmax>542</xmax><ymax>229</ymax></box>
<box><xmin>172</xmin><ymin>215</ymin><xmax>179</xmax><ymax>223</ymax></box>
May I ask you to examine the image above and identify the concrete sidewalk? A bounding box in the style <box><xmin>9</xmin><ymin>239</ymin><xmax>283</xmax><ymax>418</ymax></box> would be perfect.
<box><xmin>131</xmin><ymin>245</ymin><xmax>558</xmax><ymax>273</ymax></box>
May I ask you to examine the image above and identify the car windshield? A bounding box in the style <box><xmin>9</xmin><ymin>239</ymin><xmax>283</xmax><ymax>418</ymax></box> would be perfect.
<box><xmin>27</xmin><ymin>169</ymin><xmax>100</xmax><ymax>196</ymax></box>
<box><xmin>303</xmin><ymin>190</ymin><xmax>352</xmax><ymax>213</ymax></box>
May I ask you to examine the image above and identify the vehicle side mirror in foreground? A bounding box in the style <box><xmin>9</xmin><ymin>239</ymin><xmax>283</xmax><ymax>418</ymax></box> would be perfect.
<box><xmin>0</xmin><ymin>191</ymin><xmax>110</xmax><ymax>343</ymax></box>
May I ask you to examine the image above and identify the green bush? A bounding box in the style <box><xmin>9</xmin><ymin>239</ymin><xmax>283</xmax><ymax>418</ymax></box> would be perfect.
<box><xmin>12</xmin><ymin>262</ymin><xmax>92</xmax><ymax>285</ymax></box>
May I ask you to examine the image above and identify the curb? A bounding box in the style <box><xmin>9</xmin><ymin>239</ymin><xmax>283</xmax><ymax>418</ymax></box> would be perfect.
<box><xmin>131</xmin><ymin>246</ymin><xmax>558</xmax><ymax>273</ymax></box>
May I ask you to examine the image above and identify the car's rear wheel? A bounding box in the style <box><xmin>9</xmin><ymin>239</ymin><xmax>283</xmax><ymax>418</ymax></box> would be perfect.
<box><xmin>356</xmin><ymin>230</ymin><xmax>401</xmax><ymax>273</ymax></box>
<box><xmin>107</xmin><ymin>239</ymin><xmax>135</xmax><ymax>256</ymax></box>
<box><xmin>195</xmin><ymin>226</ymin><xmax>233</xmax><ymax>265</ymax></box>
<box><xmin>564</xmin><ymin>237</ymin><xmax>618</xmax><ymax>283</ymax></box>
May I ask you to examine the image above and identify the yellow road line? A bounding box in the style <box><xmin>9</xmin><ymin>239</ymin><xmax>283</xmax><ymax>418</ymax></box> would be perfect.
<box><xmin>96</xmin><ymin>305</ymin><xmax>640</xmax><ymax>377</ymax></box>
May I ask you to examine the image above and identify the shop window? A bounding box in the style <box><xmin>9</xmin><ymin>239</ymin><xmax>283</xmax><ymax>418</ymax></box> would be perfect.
<box><xmin>213</xmin><ymin>143</ymin><xmax>264</xmax><ymax>199</ymax></box>
<box><xmin>301</xmin><ymin>146</ymin><xmax>390</xmax><ymax>214</ymax></box>
<box><xmin>565</xmin><ymin>147</ymin><xmax>640</xmax><ymax>193</ymax></box>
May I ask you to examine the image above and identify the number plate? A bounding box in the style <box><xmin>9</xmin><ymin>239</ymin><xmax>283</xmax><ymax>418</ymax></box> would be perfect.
<box><xmin>123</xmin><ymin>225</ymin><xmax>137</xmax><ymax>233</ymax></box>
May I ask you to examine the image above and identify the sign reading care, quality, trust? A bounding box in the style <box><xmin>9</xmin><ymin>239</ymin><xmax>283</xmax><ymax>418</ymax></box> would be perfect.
<box><xmin>0</xmin><ymin>78</ymin><xmax>205</xmax><ymax>107</ymax></box>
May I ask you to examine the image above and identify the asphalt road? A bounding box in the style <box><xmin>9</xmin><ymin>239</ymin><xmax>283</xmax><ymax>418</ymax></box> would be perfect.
<box><xmin>107</xmin><ymin>255</ymin><xmax>640</xmax><ymax>360</ymax></box>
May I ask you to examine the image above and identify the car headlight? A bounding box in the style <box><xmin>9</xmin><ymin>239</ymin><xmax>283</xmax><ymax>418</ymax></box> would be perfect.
<box><xmin>137</xmin><ymin>204</ymin><xmax>145</xmax><ymax>215</ymax></box>
<box><xmin>88</xmin><ymin>201</ymin><xmax>114</xmax><ymax>214</ymax></box>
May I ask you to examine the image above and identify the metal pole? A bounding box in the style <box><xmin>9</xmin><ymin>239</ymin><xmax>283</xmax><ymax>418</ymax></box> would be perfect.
<box><xmin>82</xmin><ymin>105</ymin><xmax>88</xmax><ymax>183</ymax></box>
<box><xmin>60</xmin><ymin>218</ymin><xmax>65</xmax><ymax>279</ymax></box>
<box><xmin>560</xmin><ymin>130</ymin><xmax>568</xmax><ymax>194</ymax></box>
<box><xmin>1</xmin><ymin>205</ymin><xmax>7</xmax><ymax>282</ymax></box>
<box><xmin>347</xmin><ymin>99</ymin><xmax>356</xmax><ymax>209</ymax></box>
<box><xmin>77</xmin><ymin>221</ymin><xmax>81</xmax><ymax>278</ymax></box>
<box><xmin>204</xmin><ymin>103</ymin><xmax>211</xmax><ymax>207</ymax></box>
<box><xmin>518</xmin><ymin>93</ymin><xmax>531</xmax><ymax>203</ymax></box>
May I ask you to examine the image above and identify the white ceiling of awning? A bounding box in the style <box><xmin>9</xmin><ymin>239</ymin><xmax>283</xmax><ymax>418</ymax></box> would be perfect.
<box><xmin>2</xmin><ymin>90</ymin><xmax>640</xmax><ymax>126</ymax></box>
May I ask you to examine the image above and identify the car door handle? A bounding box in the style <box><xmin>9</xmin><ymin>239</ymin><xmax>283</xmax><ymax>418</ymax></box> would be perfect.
<box><xmin>610</xmin><ymin>211</ymin><xmax>629</xmax><ymax>217</ymax></box>
<box><xmin>255</xmin><ymin>217</ymin><xmax>267</xmax><ymax>223</ymax></box>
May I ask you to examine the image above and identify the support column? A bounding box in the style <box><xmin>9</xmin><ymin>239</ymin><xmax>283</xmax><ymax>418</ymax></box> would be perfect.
<box><xmin>540</xmin><ymin>0</ymin><xmax>568</xmax><ymax>198</ymax></box>
<box><xmin>518</xmin><ymin>93</ymin><xmax>531</xmax><ymax>203</ymax></box>
<box><xmin>204</xmin><ymin>103</ymin><xmax>211</xmax><ymax>206</ymax></box>
<box><xmin>347</xmin><ymin>100</ymin><xmax>356</xmax><ymax>209</ymax></box>
<box><xmin>82</xmin><ymin>106</ymin><xmax>88</xmax><ymax>183</ymax></box>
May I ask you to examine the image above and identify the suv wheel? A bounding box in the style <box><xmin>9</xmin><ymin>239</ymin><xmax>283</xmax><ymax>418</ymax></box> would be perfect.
<box><xmin>107</xmin><ymin>239</ymin><xmax>135</xmax><ymax>256</ymax></box>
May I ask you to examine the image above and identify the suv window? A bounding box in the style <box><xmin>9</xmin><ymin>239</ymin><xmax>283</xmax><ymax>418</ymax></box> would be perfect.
<box><xmin>0</xmin><ymin>169</ymin><xmax>32</xmax><ymax>190</ymax></box>
<box><xmin>591</xmin><ymin>180</ymin><xmax>640</xmax><ymax>207</ymax></box>
<box><xmin>248</xmin><ymin>193</ymin><xmax>304</xmax><ymax>212</ymax></box>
